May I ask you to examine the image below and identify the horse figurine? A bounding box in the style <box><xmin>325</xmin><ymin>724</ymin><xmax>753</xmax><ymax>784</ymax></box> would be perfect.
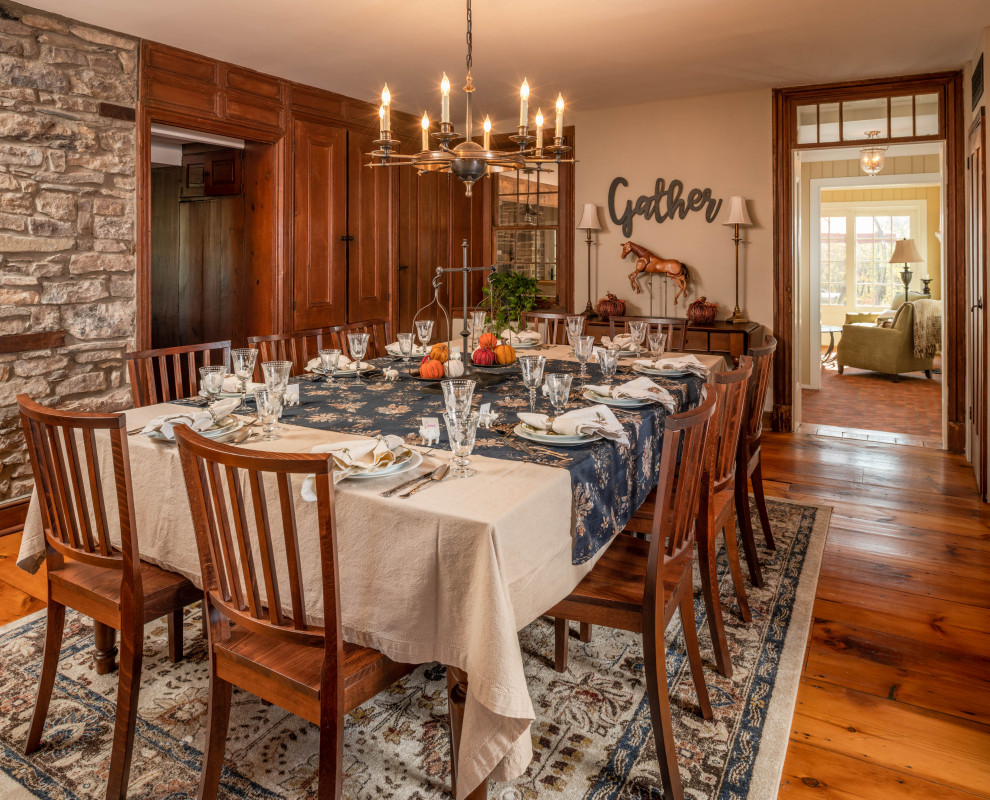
<box><xmin>620</xmin><ymin>241</ymin><xmax>689</xmax><ymax>304</ymax></box>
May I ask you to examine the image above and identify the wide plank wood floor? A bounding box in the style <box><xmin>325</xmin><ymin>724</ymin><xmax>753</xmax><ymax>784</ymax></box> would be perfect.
<box><xmin>1</xmin><ymin>430</ymin><xmax>987</xmax><ymax>798</ymax></box>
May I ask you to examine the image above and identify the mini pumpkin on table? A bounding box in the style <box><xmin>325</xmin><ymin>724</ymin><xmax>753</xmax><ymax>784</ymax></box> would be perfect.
<box><xmin>595</xmin><ymin>290</ymin><xmax>626</xmax><ymax>322</ymax></box>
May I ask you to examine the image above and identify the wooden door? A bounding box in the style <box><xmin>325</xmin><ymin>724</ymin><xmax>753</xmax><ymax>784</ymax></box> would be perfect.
<box><xmin>968</xmin><ymin>108</ymin><xmax>987</xmax><ymax>500</ymax></box>
<box><xmin>292</xmin><ymin>118</ymin><xmax>347</xmax><ymax>331</ymax></box>
<box><xmin>347</xmin><ymin>130</ymin><xmax>394</xmax><ymax>324</ymax></box>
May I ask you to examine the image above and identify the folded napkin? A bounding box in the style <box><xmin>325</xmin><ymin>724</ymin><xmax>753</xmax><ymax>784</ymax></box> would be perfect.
<box><xmin>635</xmin><ymin>354</ymin><xmax>708</xmax><ymax>379</ymax></box>
<box><xmin>585</xmin><ymin>377</ymin><xmax>675</xmax><ymax>412</ymax></box>
<box><xmin>500</xmin><ymin>328</ymin><xmax>541</xmax><ymax>344</ymax></box>
<box><xmin>601</xmin><ymin>334</ymin><xmax>639</xmax><ymax>352</ymax></box>
<box><xmin>301</xmin><ymin>434</ymin><xmax>410</xmax><ymax>496</ymax></box>
<box><xmin>385</xmin><ymin>341</ymin><xmax>427</xmax><ymax>357</ymax></box>
<box><xmin>306</xmin><ymin>354</ymin><xmax>355</xmax><ymax>372</ymax></box>
<box><xmin>141</xmin><ymin>398</ymin><xmax>240</xmax><ymax>441</ymax></box>
<box><xmin>220</xmin><ymin>375</ymin><xmax>264</xmax><ymax>394</ymax></box>
<box><xmin>518</xmin><ymin>405</ymin><xmax>629</xmax><ymax>446</ymax></box>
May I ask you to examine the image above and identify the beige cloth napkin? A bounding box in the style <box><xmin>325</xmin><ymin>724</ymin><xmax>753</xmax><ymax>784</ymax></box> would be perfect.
<box><xmin>635</xmin><ymin>354</ymin><xmax>707</xmax><ymax>378</ymax></box>
<box><xmin>221</xmin><ymin>375</ymin><xmax>264</xmax><ymax>393</ymax></box>
<box><xmin>301</xmin><ymin>434</ymin><xmax>410</xmax><ymax>495</ymax></box>
<box><xmin>601</xmin><ymin>333</ymin><xmax>639</xmax><ymax>352</ymax></box>
<box><xmin>585</xmin><ymin>377</ymin><xmax>675</xmax><ymax>412</ymax></box>
<box><xmin>501</xmin><ymin>328</ymin><xmax>541</xmax><ymax>344</ymax></box>
<box><xmin>518</xmin><ymin>405</ymin><xmax>629</xmax><ymax>446</ymax></box>
<box><xmin>306</xmin><ymin>354</ymin><xmax>355</xmax><ymax>372</ymax></box>
<box><xmin>385</xmin><ymin>341</ymin><xmax>428</xmax><ymax>357</ymax></box>
<box><xmin>140</xmin><ymin>398</ymin><xmax>240</xmax><ymax>440</ymax></box>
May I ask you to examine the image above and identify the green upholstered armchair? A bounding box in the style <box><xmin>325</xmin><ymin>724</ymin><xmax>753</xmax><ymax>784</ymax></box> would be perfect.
<box><xmin>836</xmin><ymin>302</ymin><xmax>934</xmax><ymax>378</ymax></box>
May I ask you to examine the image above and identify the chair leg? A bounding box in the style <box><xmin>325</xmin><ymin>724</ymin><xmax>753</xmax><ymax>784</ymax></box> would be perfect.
<box><xmin>167</xmin><ymin>608</ymin><xmax>184</xmax><ymax>663</ymax></box>
<box><xmin>925</xmin><ymin>369</ymin><xmax>933</xmax><ymax>379</ymax></box>
<box><xmin>579</xmin><ymin>622</ymin><xmax>593</xmax><ymax>643</ymax></box>
<box><xmin>722</xmin><ymin>521</ymin><xmax>752</xmax><ymax>624</ymax></box>
<box><xmin>678</xmin><ymin>587</ymin><xmax>713</xmax><ymax>721</ymax></box>
<box><xmin>642</xmin><ymin>622</ymin><xmax>685</xmax><ymax>800</ymax></box>
<box><xmin>695</xmin><ymin>519</ymin><xmax>732</xmax><ymax>679</ymax></box>
<box><xmin>24</xmin><ymin>600</ymin><xmax>66</xmax><ymax>754</ymax></box>
<box><xmin>197</xmin><ymin>667</ymin><xmax>232</xmax><ymax>800</ymax></box>
<box><xmin>200</xmin><ymin>600</ymin><xmax>209</xmax><ymax>640</ymax></box>
<box><xmin>553</xmin><ymin>618</ymin><xmax>569</xmax><ymax>673</ymax></box>
<box><xmin>734</xmin><ymin>472</ymin><xmax>764</xmax><ymax>587</ymax></box>
<box><xmin>751</xmin><ymin>459</ymin><xmax>776</xmax><ymax>551</ymax></box>
<box><xmin>104</xmin><ymin>622</ymin><xmax>143</xmax><ymax>800</ymax></box>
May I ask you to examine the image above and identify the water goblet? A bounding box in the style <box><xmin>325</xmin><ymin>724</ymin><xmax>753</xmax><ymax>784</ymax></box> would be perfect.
<box><xmin>319</xmin><ymin>348</ymin><xmax>340</xmax><ymax>385</ymax></box>
<box><xmin>230</xmin><ymin>348</ymin><xmax>258</xmax><ymax>408</ymax></box>
<box><xmin>470</xmin><ymin>310</ymin><xmax>487</xmax><ymax>350</ymax></box>
<box><xmin>397</xmin><ymin>333</ymin><xmax>415</xmax><ymax>364</ymax></box>
<box><xmin>519</xmin><ymin>355</ymin><xmax>546</xmax><ymax>413</ymax></box>
<box><xmin>440</xmin><ymin>378</ymin><xmax>476</xmax><ymax>417</ymax></box>
<box><xmin>649</xmin><ymin>330</ymin><xmax>668</xmax><ymax>369</ymax></box>
<box><xmin>253</xmin><ymin>388</ymin><xmax>282</xmax><ymax>441</ymax></box>
<box><xmin>262</xmin><ymin>360</ymin><xmax>292</xmax><ymax>427</ymax></box>
<box><xmin>598</xmin><ymin>347</ymin><xmax>620</xmax><ymax>385</ymax></box>
<box><xmin>415</xmin><ymin>319</ymin><xmax>434</xmax><ymax>352</ymax></box>
<box><xmin>198</xmin><ymin>365</ymin><xmax>225</xmax><ymax>403</ymax></box>
<box><xmin>347</xmin><ymin>332</ymin><xmax>370</xmax><ymax>383</ymax></box>
<box><xmin>443</xmin><ymin>410</ymin><xmax>480</xmax><ymax>479</ymax></box>
<box><xmin>573</xmin><ymin>335</ymin><xmax>594</xmax><ymax>381</ymax></box>
<box><xmin>544</xmin><ymin>373</ymin><xmax>573</xmax><ymax>428</ymax></box>
<box><xmin>628</xmin><ymin>320</ymin><xmax>648</xmax><ymax>355</ymax></box>
<box><xmin>565</xmin><ymin>315</ymin><xmax>585</xmax><ymax>346</ymax></box>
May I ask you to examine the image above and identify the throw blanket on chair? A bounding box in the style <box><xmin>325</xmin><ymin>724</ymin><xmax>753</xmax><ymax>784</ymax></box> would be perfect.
<box><xmin>912</xmin><ymin>299</ymin><xmax>942</xmax><ymax>358</ymax></box>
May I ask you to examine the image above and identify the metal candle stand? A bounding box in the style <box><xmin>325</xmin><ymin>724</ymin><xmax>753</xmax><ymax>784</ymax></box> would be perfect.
<box><xmin>646</xmin><ymin>273</ymin><xmax>672</xmax><ymax>317</ymax></box>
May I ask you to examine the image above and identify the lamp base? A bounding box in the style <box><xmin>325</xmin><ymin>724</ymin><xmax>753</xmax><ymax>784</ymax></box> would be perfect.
<box><xmin>728</xmin><ymin>305</ymin><xmax>748</xmax><ymax>325</ymax></box>
<box><xmin>583</xmin><ymin>300</ymin><xmax>597</xmax><ymax>319</ymax></box>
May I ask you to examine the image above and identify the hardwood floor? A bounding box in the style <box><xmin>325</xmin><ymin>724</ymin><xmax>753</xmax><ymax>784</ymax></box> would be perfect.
<box><xmin>1</xmin><ymin>430</ymin><xmax>988</xmax><ymax>798</ymax></box>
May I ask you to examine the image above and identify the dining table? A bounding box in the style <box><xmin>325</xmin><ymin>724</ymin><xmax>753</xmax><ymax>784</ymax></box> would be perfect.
<box><xmin>17</xmin><ymin>343</ymin><xmax>727</xmax><ymax>799</ymax></box>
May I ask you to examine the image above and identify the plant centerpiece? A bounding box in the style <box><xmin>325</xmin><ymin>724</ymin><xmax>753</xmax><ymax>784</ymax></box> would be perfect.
<box><xmin>483</xmin><ymin>270</ymin><xmax>539</xmax><ymax>342</ymax></box>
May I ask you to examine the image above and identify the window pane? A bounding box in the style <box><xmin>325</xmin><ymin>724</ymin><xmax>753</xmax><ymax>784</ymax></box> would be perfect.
<box><xmin>915</xmin><ymin>93</ymin><xmax>939</xmax><ymax>136</ymax></box>
<box><xmin>820</xmin><ymin>216</ymin><xmax>847</xmax><ymax>305</ymax></box>
<box><xmin>842</xmin><ymin>98</ymin><xmax>888</xmax><ymax>140</ymax></box>
<box><xmin>797</xmin><ymin>104</ymin><xmax>818</xmax><ymax>144</ymax></box>
<box><xmin>890</xmin><ymin>95</ymin><xmax>913</xmax><ymax>137</ymax></box>
<box><xmin>819</xmin><ymin>103</ymin><xmax>840</xmax><ymax>142</ymax></box>
<box><xmin>853</xmin><ymin>214</ymin><xmax>912</xmax><ymax>307</ymax></box>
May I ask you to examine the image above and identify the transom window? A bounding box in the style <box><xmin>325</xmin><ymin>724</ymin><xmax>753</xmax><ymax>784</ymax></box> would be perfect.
<box><xmin>797</xmin><ymin>93</ymin><xmax>940</xmax><ymax>145</ymax></box>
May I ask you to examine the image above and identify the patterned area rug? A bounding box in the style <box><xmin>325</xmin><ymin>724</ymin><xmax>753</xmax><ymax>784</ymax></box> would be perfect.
<box><xmin>0</xmin><ymin>498</ymin><xmax>829</xmax><ymax>800</ymax></box>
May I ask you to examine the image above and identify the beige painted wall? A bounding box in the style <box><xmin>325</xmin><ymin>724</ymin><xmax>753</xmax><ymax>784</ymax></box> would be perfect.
<box><xmin>571</xmin><ymin>89</ymin><xmax>773</xmax><ymax>329</ymax></box>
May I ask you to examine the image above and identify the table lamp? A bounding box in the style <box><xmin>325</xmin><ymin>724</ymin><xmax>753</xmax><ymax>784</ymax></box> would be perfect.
<box><xmin>577</xmin><ymin>203</ymin><xmax>602</xmax><ymax>317</ymax></box>
<box><xmin>889</xmin><ymin>238</ymin><xmax>923</xmax><ymax>304</ymax></box>
<box><xmin>722</xmin><ymin>196</ymin><xmax>752</xmax><ymax>324</ymax></box>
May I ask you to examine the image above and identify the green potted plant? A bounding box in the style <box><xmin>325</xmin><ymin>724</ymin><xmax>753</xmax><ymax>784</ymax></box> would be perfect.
<box><xmin>483</xmin><ymin>270</ymin><xmax>539</xmax><ymax>339</ymax></box>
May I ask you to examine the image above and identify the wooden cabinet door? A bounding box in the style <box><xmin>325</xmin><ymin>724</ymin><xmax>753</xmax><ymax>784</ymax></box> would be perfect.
<box><xmin>347</xmin><ymin>130</ymin><xmax>394</xmax><ymax>324</ymax></box>
<box><xmin>292</xmin><ymin>118</ymin><xmax>347</xmax><ymax>331</ymax></box>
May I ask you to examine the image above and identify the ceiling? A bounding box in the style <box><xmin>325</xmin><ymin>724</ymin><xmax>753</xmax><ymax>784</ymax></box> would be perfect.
<box><xmin>25</xmin><ymin>0</ymin><xmax>990</xmax><ymax>127</ymax></box>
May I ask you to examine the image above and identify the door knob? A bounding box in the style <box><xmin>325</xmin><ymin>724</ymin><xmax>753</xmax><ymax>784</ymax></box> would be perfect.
<box><xmin>397</xmin><ymin>264</ymin><xmax>409</xmax><ymax>271</ymax></box>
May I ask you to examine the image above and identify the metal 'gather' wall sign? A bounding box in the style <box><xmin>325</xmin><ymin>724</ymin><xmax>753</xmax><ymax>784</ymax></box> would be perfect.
<box><xmin>607</xmin><ymin>177</ymin><xmax>722</xmax><ymax>237</ymax></box>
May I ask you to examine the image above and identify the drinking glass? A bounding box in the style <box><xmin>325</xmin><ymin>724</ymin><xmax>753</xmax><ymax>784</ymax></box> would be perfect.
<box><xmin>415</xmin><ymin>319</ymin><xmax>434</xmax><ymax>351</ymax></box>
<box><xmin>441</xmin><ymin>378</ymin><xmax>476</xmax><ymax>417</ymax></box>
<box><xmin>598</xmin><ymin>347</ymin><xmax>620</xmax><ymax>384</ymax></box>
<box><xmin>573</xmin><ymin>335</ymin><xmax>594</xmax><ymax>381</ymax></box>
<box><xmin>544</xmin><ymin>373</ymin><xmax>573</xmax><ymax>427</ymax></box>
<box><xmin>470</xmin><ymin>310</ymin><xmax>487</xmax><ymax>350</ymax></box>
<box><xmin>649</xmin><ymin>329</ymin><xmax>668</xmax><ymax>368</ymax></box>
<box><xmin>230</xmin><ymin>348</ymin><xmax>258</xmax><ymax>407</ymax></box>
<box><xmin>519</xmin><ymin>354</ymin><xmax>546</xmax><ymax>413</ymax></box>
<box><xmin>565</xmin><ymin>315</ymin><xmax>585</xmax><ymax>346</ymax></box>
<box><xmin>397</xmin><ymin>332</ymin><xmax>415</xmax><ymax>364</ymax></box>
<box><xmin>628</xmin><ymin>320</ymin><xmax>648</xmax><ymax>355</ymax></box>
<box><xmin>443</xmin><ymin>410</ymin><xmax>480</xmax><ymax>479</ymax></box>
<box><xmin>348</xmin><ymin>332</ymin><xmax>370</xmax><ymax>383</ymax></box>
<box><xmin>319</xmin><ymin>348</ymin><xmax>340</xmax><ymax>385</ymax></box>
<box><xmin>262</xmin><ymin>360</ymin><xmax>292</xmax><ymax>427</ymax></box>
<box><xmin>253</xmin><ymin>388</ymin><xmax>282</xmax><ymax>441</ymax></box>
<box><xmin>198</xmin><ymin>365</ymin><xmax>225</xmax><ymax>402</ymax></box>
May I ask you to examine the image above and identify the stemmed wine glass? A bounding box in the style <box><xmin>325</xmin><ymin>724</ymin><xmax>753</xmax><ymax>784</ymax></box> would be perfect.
<box><xmin>649</xmin><ymin>329</ymin><xmax>668</xmax><ymax>369</ymax></box>
<box><xmin>253</xmin><ymin>388</ymin><xmax>282</xmax><ymax>441</ymax></box>
<box><xmin>230</xmin><ymin>348</ymin><xmax>258</xmax><ymax>408</ymax></box>
<box><xmin>443</xmin><ymin>410</ymin><xmax>480</xmax><ymax>479</ymax></box>
<box><xmin>319</xmin><ymin>348</ymin><xmax>340</xmax><ymax>385</ymax></box>
<box><xmin>441</xmin><ymin>379</ymin><xmax>476</xmax><ymax>417</ymax></box>
<box><xmin>199</xmin><ymin>365</ymin><xmax>225</xmax><ymax>403</ymax></box>
<box><xmin>470</xmin><ymin>310</ymin><xmax>487</xmax><ymax>350</ymax></box>
<box><xmin>519</xmin><ymin>355</ymin><xmax>546</xmax><ymax>413</ymax></box>
<box><xmin>565</xmin><ymin>315</ymin><xmax>585</xmax><ymax>346</ymax></box>
<box><xmin>573</xmin><ymin>335</ymin><xmax>594</xmax><ymax>382</ymax></box>
<box><xmin>262</xmin><ymin>361</ymin><xmax>291</xmax><ymax>428</ymax></box>
<box><xmin>347</xmin><ymin>332</ymin><xmax>370</xmax><ymax>383</ymax></box>
<box><xmin>598</xmin><ymin>347</ymin><xmax>620</xmax><ymax>385</ymax></box>
<box><xmin>415</xmin><ymin>319</ymin><xmax>434</xmax><ymax>353</ymax></box>
<box><xmin>397</xmin><ymin>333</ymin><xmax>415</xmax><ymax>365</ymax></box>
<box><xmin>544</xmin><ymin>373</ymin><xmax>573</xmax><ymax>428</ymax></box>
<box><xmin>628</xmin><ymin>320</ymin><xmax>648</xmax><ymax>356</ymax></box>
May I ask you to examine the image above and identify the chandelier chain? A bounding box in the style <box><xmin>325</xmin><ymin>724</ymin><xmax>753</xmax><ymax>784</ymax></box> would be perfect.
<box><xmin>466</xmin><ymin>0</ymin><xmax>472</xmax><ymax>74</ymax></box>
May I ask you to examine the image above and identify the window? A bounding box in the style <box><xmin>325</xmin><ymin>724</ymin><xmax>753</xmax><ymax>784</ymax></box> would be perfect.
<box><xmin>494</xmin><ymin>168</ymin><xmax>559</xmax><ymax>300</ymax></box>
<box><xmin>820</xmin><ymin>216</ymin><xmax>847</xmax><ymax>305</ymax></box>
<box><xmin>854</xmin><ymin>214</ymin><xmax>911</xmax><ymax>306</ymax></box>
<box><xmin>796</xmin><ymin>93</ymin><xmax>943</xmax><ymax>145</ymax></box>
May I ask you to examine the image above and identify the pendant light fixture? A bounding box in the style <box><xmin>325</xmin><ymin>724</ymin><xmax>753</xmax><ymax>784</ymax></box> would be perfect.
<box><xmin>860</xmin><ymin>130</ymin><xmax>887</xmax><ymax>176</ymax></box>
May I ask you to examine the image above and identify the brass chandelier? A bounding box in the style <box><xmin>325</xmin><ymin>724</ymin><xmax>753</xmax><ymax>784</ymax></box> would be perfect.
<box><xmin>368</xmin><ymin>0</ymin><xmax>572</xmax><ymax>196</ymax></box>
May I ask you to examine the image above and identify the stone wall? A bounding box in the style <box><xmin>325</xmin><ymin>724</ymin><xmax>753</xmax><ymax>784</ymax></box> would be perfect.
<box><xmin>0</xmin><ymin>2</ymin><xmax>137</xmax><ymax>501</ymax></box>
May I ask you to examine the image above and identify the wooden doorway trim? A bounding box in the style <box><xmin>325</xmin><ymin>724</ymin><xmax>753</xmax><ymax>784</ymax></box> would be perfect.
<box><xmin>771</xmin><ymin>71</ymin><xmax>966</xmax><ymax>450</ymax></box>
<box><xmin>968</xmin><ymin>107</ymin><xmax>987</xmax><ymax>497</ymax></box>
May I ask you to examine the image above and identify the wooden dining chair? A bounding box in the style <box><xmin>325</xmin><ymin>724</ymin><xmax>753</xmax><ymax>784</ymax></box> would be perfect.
<box><xmin>340</xmin><ymin>318</ymin><xmax>392</xmax><ymax>359</ymax></box>
<box><xmin>18</xmin><ymin>395</ymin><xmax>201</xmax><ymax>800</ymax></box>
<box><xmin>521</xmin><ymin>311</ymin><xmax>582</xmax><ymax>344</ymax></box>
<box><xmin>174</xmin><ymin>425</ymin><xmax>415</xmax><ymax>800</ymax></box>
<box><xmin>126</xmin><ymin>340</ymin><xmax>231</xmax><ymax>408</ymax></box>
<box><xmin>248</xmin><ymin>319</ymin><xmax>393</xmax><ymax>375</ymax></box>
<box><xmin>735</xmin><ymin>336</ymin><xmax>778</xmax><ymax>588</ymax></box>
<box><xmin>694</xmin><ymin>357</ymin><xmax>753</xmax><ymax>679</ymax></box>
<box><xmin>609</xmin><ymin>316</ymin><xmax>689</xmax><ymax>352</ymax></box>
<box><xmin>548</xmin><ymin>387</ymin><xmax>717</xmax><ymax>800</ymax></box>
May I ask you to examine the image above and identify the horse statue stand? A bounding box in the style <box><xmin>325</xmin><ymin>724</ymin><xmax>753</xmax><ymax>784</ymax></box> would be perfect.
<box><xmin>621</xmin><ymin>241</ymin><xmax>689</xmax><ymax>305</ymax></box>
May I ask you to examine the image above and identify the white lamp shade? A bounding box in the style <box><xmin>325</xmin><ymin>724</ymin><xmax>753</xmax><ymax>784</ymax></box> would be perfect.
<box><xmin>722</xmin><ymin>196</ymin><xmax>752</xmax><ymax>227</ymax></box>
<box><xmin>889</xmin><ymin>238</ymin><xmax>923</xmax><ymax>264</ymax></box>
<box><xmin>576</xmin><ymin>203</ymin><xmax>601</xmax><ymax>231</ymax></box>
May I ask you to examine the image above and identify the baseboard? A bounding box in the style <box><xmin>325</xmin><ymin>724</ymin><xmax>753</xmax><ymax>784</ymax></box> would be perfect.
<box><xmin>0</xmin><ymin>498</ymin><xmax>29</xmax><ymax>538</ymax></box>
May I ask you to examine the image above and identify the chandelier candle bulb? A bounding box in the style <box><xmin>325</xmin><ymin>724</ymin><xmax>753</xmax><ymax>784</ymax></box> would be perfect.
<box><xmin>441</xmin><ymin>73</ymin><xmax>451</xmax><ymax>124</ymax></box>
<box><xmin>421</xmin><ymin>113</ymin><xmax>430</xmax><ymax>151</ymax></box>
<box><xmin>535</xmin><ymin>108</ymin><xmax>544</xmax><ymax>151</ymax></box>
<box><xmin>378</xmin><ymin>105</ymin><xmax>385</xmax><ymax>137</ymax></box>
<box><xmin>520</xmin><ymin>79</ymin><xmax>529</xmax><ymax>128</ymax></box>
<box><xmin>381</xmin><ymin>85</ymin><xmax>391</xmax><ymax>135</ymax></box>
<box><xmin>555</xmin><ymin>94</ymin><xmax>564</xmax><ymax>139</ymax></box>
<box><xmin>483</xmin><ymin>116</ymin><xmax>491</xmax><ymax>150</ymax></box>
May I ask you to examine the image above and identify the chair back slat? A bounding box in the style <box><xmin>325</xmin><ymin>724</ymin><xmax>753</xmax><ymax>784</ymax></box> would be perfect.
<box><xmin>520</xmin><ymin>311</ymin><xmax>581</xmax><ymax>345</ymax></box>
<box><xmin>175</xmin><ymin>426</ymin><xmax>338</xmax><ymax>646</ymax></box>
<box><xmin>610</xmin><ymin>316</ymin><xmax>689</xmax><ymax>352</ymax></box>
<box><xmin>708</xmin><ymin>357</ymin><xmax>754</xmax><ymax>492</ymax></box>
<box><xmin>745</xmin><ymin>335</ymin><xmax>776</xmax><ymax>442</ymax></box>
<box><xmin>125</xmin><ymin>340</ymin><xmax>232</xmax><ymax>408</ymax></box>
<box><xmin>18</xmin><ymin>395</ymin><xmax>138</xmax><ymax>573</ymax></box>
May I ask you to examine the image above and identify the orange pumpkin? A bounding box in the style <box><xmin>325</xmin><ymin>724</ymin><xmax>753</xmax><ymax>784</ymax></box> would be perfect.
<box><xmin>419</xmin><ymin>359</ymin><xmax>445</xmax><ymax>380</ymax></box>
<box><xmin>493</xmin><ymin>343</ymin><xmax>516</xmax><ymax>365</ymax></box>
<box><xmin>479</xmin><ymin>332</ymin><xmax>498</xmax><ymax>349</ymax></box>
<box><xmin>429</xmin><ymin>343</ymin><xmax>450</xmax><ymax>363</ymax></box>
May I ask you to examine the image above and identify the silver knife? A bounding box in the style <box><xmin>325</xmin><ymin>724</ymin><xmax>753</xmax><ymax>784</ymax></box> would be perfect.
<box><xmin>400</xmin><ymin>464</ymin><xmax>450</xmax><ymax>498</ymax></box>
<box><xmin>380</xmin><ymin>464</ymin><xmax>444</xmax><ymax>498</ymax></box>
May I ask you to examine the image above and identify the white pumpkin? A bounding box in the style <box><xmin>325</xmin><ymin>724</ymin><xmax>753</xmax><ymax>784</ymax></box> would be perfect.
<box><xmin>445</xmin><ymin>357</ymin><xmax>465</xmax><ymax>378</ymax></box>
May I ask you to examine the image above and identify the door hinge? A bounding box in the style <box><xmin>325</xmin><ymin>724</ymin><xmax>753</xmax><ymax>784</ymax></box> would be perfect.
<box><xmin>340</xmin><ymin>235</ymin><xmax>354</xmax><ymax>242</ymax></box>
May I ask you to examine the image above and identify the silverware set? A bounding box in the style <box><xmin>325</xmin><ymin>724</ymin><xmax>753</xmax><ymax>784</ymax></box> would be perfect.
<box><xmin>380</xmin><ymin>464</ymin><xmax>449</xmax><ymax>498</ymax></box>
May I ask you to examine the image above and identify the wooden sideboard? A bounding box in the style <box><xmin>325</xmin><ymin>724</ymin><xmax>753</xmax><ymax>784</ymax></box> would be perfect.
<box><xmin>585</xmin><ymin>318</ymin><xmax>763</xmax><ymax>359</ymax></box>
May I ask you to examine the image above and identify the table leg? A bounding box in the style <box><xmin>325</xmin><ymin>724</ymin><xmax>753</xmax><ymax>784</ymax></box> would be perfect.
<box><xmin>822</xmin><ymin>330</ymin><xmax>837</xmax><ymax>364</ymax></box>
<box><xmin>446</xmin><ymin>665</ymin><xmax>490</xmax><ymax>800</ymax></box>
<box><xmin>94</xmin><ymin>621</ymin><xmax>118</xmax><ymax>675</ymax></box>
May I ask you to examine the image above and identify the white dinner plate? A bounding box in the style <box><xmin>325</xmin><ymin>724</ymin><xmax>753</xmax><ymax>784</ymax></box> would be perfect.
<box><xmin>146</xmin><ymin>418</ymin><xmax>243</xmax><ymax>442</ymax></box>
<box><xmin>581</xmin><ymin>389</ymin><xmax>651</xmax><ymax>408</ymax></box>
<box><xmin>199</xmin><ymin>389</ymin><xmax>257</xmax><ymax>400</ymax></box>
<box><xmin>515</xmin><ymin>423</ymin><xmax>603</xmax><ymax>446</ymax></box>
<box><xmin>505</xmin><ymin>339</ymin><xmax>541</xmax><ymax>349</ymax></box>
<box><xmin>340</xmin><ymin>448</ymin><xmax>423</xmax><ymax>481</ymax></box>
<box><xmin>316</xmin><ymin>364</ymin><xmax>378</xmax><ymax>376</ymax></box>
<box><xmin>632</xmin><ymin>364</ymin><xmax>691</xmax><ymax>378</ymax></box>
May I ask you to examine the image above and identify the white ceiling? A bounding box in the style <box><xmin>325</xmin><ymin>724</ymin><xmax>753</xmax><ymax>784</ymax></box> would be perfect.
<box><xmin>24</xmin><ymin>0</ymin><xmax>990</xmax><ymax>127</ymax></box>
